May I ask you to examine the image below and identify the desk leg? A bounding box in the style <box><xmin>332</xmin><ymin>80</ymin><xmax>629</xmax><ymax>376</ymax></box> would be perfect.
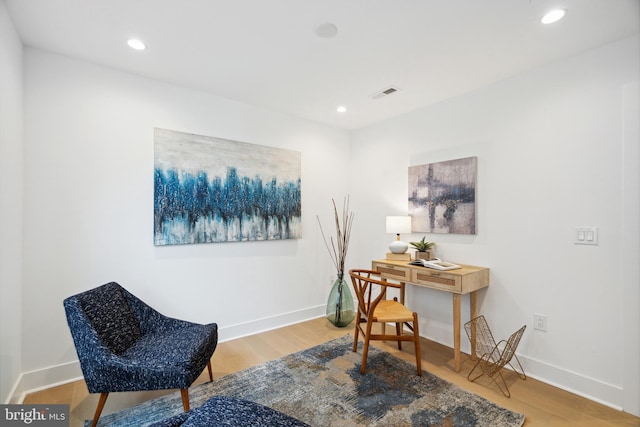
<box><xmin>470</xmin><ymin>291</ymin><xmax>478</xmax><ymax>360</ymax></box>
<box><xmin>453</xmin><ymin>293</ymin><xmax>461</xmax><ymax>372</ymax></box>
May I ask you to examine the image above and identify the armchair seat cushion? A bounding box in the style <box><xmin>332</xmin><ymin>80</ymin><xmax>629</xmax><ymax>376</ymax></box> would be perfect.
<box><xmin>121</xmin><ymin>323</ymin><xmax>218</xmax><ymax>370</ymax></box>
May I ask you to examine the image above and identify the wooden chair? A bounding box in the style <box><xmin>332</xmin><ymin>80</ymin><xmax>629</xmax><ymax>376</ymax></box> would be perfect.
<box><xmin>464</xmin><ymin>315</ymin><xmax>526</xmax><ymax>397</ymax></box>
<box><xmin>349</xmin><ymin>269</ymin><xmax>422</xmax><ymax>376</ymax></box>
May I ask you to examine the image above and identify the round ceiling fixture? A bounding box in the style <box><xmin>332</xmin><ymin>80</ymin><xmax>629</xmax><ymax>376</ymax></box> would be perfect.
<box><xmin>314</xmin><ymin>22</ymin><xmax>338</xmax><ymax>38</ymax></box>
<box><xmin>541</xmin><ymin>9</ymin><xmax>567</xmax><ymax>24</ymax></box>
<box><xmin>336</xmin><ymin>105</ymin><xmax>347</xmax><ymax>113</ymax></box>
<box><xmin>127</xmin><ymin>39</ymin><xmax>146</xmax><ymax>50</ymax></box>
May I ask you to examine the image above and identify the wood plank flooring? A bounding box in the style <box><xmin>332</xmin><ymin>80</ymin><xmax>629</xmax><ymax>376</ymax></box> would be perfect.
<box><xmin>24</xmin><ymin>318</ymin><xmax>639</xmax><ymax>427</ymax></box>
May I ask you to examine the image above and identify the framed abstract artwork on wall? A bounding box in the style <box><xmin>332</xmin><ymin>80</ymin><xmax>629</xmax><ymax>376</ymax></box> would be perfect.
<box><xmin>408</xmin><ymin>156</ymin><xmax>477</xmax><ymax>235</ymax></box>
<box><xmin>154</xmin><ymin>128</ymin><xmax>301</xmax><ymax>245</ymax></box>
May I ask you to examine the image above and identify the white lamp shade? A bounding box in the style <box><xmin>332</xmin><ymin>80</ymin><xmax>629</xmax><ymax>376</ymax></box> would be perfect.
<box><xmin>386</xmin><ymin>216</ymin><xmax>412</xmax><ymax>234</ymax></box>
<box><xmin>386</xmin><ymin>216</ymin><xmax>411</xmax><ymax>254</ymax></box>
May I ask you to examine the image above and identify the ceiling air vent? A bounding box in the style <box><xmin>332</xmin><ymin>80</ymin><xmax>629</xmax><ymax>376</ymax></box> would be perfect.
<box><xmin>370</xmin><ymin>86</ymin><xmax>400</xmax><ymax>100</ymax></box>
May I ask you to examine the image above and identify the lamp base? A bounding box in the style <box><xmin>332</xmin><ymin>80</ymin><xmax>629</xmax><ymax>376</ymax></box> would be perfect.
<box><xmin>386</xmin><ymin>252</ymin><xmax>411</xmax><ymax>261</ymax></box>
<box><xmin>388</xmin><ymin>240</ymin><xmax>409</xmax><ymax>254</ymax></box>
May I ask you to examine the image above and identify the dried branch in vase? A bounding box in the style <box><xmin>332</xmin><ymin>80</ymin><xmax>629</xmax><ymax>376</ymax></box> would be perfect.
<box><xmin>317</xmin><ymin>196</ymin><xmax>354</xmax><ymax>280</ymax></box>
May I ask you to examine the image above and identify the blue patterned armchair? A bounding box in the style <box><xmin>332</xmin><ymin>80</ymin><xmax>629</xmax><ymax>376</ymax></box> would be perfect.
<box><xmin>64</xmin><ymin>282</ymin><xmax>218</xmax><ymax>427</ymax></box>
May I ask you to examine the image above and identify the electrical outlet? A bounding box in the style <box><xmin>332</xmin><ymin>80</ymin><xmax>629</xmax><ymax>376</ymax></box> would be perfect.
<box><xmin>534</xmin><ymin>313</ymin><xmax>547</xmax><ymax>332</ymax></box>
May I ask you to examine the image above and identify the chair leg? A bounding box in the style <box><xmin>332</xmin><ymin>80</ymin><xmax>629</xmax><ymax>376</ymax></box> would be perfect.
<box><xmin>91</xmin><ymin>392</ymin><xmax>109</xmax><ymax>427</ymax></box>
<box><xmin>395</xmin><ymin>322</ymin><xmax>403</xmax><ymax>350</ymax></box>
<box><xmin>412</xmin><ymin>313</ymin><xmax>422</xmax><ymax>376</ymax></box>
<box><xmin>207</xmin><ymin>360</ymin><xmax>213</xmax><ymax>382</ymax></box>
<box><xmin>180</xmin><ymin>389</ymin><xmax>190</xmax><ymax>411</ymax></box>
<box><xmin>352</xmin><ymin>317</ymin><xmax>361</xmax><ymax>352</ymax></box>
<box><xmin>361</xmin><ymin>321</ymin><xmax>374</xmax><ymax>374</ymax></box>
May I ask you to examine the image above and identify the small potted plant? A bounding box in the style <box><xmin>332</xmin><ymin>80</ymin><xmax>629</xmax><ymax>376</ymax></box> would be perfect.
<box><xmin>409</xmin><ymin>236</ymin><xmax>435</xmax><ymax>261</ymax></box>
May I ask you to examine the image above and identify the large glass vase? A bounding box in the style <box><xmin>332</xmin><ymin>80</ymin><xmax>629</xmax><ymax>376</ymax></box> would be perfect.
<box><xmin>326</xmin><ymin>274</ymin><xmax>355</xmax><ymax>327</ymax></box>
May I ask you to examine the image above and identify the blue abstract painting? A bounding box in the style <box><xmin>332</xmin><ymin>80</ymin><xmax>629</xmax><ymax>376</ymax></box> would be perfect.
<box><xmin>408</xmin><ymin>156</ymin><xmax>477</xmax><ymax>235</ymax></box>
<box><xmin>154</xmin><ymin>128</ymin><xmax>301</xmax><ymax>245</ymax></box>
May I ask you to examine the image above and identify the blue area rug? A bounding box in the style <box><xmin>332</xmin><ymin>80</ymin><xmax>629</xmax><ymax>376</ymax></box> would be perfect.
<box><xmin>88</xmin><ymin>335</ymin><xmax>525</xmax><ymax>426</ymax></box>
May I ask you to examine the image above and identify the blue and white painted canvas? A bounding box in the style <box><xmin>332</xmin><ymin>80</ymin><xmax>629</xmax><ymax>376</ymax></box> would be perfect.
<box><xmin>154</xmin><ymin>128</ymin><xmax>301</xmax><ymax>245</ymax></box>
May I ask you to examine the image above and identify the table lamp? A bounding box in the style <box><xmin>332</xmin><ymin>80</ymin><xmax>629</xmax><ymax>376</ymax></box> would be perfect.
<box><xmin>386</xmin><ymin>216</ymin><xmax>412</xmax><ymax>254</ymax></box>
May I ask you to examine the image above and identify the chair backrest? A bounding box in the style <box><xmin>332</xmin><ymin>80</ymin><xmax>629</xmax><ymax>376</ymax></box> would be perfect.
<box><xmin>349</xmin><ymin>269</ymin><xmax>400</xmax><ymax>318</ymax></box>
<box><xmin>65</xmin><ymin>282</ymin><xmax>142</xmax><ymax>355</ymax></box>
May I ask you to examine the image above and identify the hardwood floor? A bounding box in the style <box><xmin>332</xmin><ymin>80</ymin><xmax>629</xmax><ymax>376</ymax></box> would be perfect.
<box><xmin>24</xmin><ymin>318</ymin><xmax>639</xmax><ymax>427</ymax></box>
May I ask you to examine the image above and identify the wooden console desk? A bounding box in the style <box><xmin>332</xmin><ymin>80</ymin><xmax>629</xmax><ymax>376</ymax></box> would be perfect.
<box><xmin>371</xmin><ymin>259</ymin><xmax>489</xmax><ymax>372</ymax></box>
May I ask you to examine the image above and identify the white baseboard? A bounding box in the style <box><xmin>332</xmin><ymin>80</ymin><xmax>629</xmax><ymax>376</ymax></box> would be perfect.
<box><xmin>422</xmin><ymin>325</ymin><xmax>624</xmax><ymax>412</ymax></box>
<box><xmin>10</xmin><ymin>307</ymin><xmax>626</xmax><ymax>413</ymax></box>
<box><xmin>517</xmin><ymin>353</ymin><xmax>623</xmax><ymax>411</ymax></box>
<box><xmin>10</xmin><ymin>361</ymin><xmax>83</xmax><ymax>404</ymax></box>
<box><xmin>9</xmin><ymin>304</ymin><xmax>326</xmax><ymax>403</ymax></box>
<box><xmin>217</xmin><ymin>304</ymin><xmax>326</xmax><ymax>342</ymax></box>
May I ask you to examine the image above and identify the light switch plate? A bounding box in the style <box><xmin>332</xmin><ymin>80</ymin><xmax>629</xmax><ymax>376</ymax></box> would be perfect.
<box><xmin>575</xmin><ymin>226</ymin><xmax>598</xmax><ymax>245</ymax></box>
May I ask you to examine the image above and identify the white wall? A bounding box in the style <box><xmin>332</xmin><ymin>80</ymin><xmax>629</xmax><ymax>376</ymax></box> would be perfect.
<box><xmin>621</xmin><ymin>80</ymin><xmax>640</xmax><ymax>416</ymax></box>
<box><xmin>0</xmin><ymin>0</ymin><xmax>24</xmax><ymax>404</ymax></box>
<box><xmin>350</xmin><ymin>36</ymin><xmax>640</xmax><ymax>414</ymax></box>
<box><xmin>17</xmin><ymin>48</ymin><xmax>350</xmax><ymax>395</ymax></box>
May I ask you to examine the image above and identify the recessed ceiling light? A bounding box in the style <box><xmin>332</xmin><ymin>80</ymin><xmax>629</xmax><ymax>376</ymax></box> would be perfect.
<box><xmin>541</xmin><ymin>9</ymin><xmax>567</xmax><ymax>24</ymax></box>
<box><xmin>314</xmin><ymin>22</ymin><xmax>338</xmax><ymax>38</ymax></box>
<box><xmin>127</xmin><ymin>39</ymin><xmax>146</xmax><ymax>50</ymax></box>
<box><xmin>336</xmin><ymin>106</ymin><xmax>347</xmax><ymax>113</ymax></box>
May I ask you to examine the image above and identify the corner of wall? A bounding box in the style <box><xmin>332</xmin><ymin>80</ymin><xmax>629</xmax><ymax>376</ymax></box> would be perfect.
<box><xmin>0</xmin><ymin>0</ymin><xmax>24</xmax><ymax>405</ymax></box>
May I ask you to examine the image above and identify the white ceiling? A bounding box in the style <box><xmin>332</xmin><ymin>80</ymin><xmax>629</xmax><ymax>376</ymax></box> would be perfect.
<box><xmin>5</xmin><ymin>0</ymin><xmax>639</xmax><ymax>130</ymax></box>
